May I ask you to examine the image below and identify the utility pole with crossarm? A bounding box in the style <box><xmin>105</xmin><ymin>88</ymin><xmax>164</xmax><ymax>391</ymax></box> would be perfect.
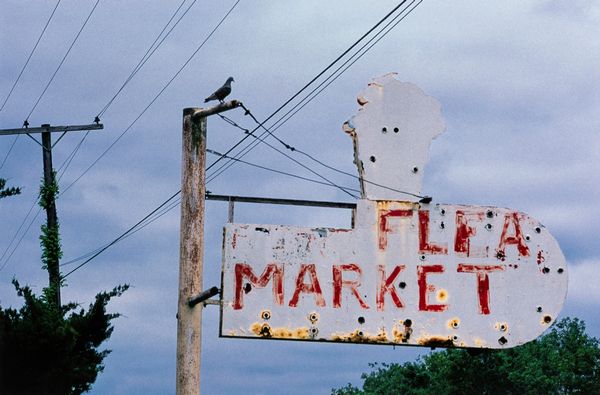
<box><xmin>0</xmin><ymin>121</ymin><xmax>103</xmax><ymax>306</ymax></box>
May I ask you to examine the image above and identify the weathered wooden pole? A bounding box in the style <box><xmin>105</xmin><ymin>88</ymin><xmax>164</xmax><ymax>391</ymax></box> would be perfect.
<box><xmin>176</xmin><ymin>108</ymin><xmax>206</xmax><ymax>395</ymax></box>
<box><xmin>176</xmin><ymin>100</ymin><xmax>239</xmax><ymax>394</ymax></box>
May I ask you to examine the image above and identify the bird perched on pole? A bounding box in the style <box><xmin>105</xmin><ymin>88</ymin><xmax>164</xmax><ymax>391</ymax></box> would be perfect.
<box><xmin>204</xmin><ymin>77</ymin><xmax>234</xmax><ymax>103</ymax></box>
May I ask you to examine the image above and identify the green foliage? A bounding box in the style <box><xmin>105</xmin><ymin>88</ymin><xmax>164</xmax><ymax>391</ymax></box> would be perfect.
<box><xmin>38</xmin><ymin>170</ymin><xmax>63</xmax><ymax>288</ymax></box>
<box><xmin>0</xmin><ymin>177</ymin><xmax>21</xmax><ymax>199</ymax></box>
<box><xmin>38</xmin><ymin>170</ymin><xmax>59</xmax><ymax>209</ymax></box>
<box><xmin>0</xmin><ymin>281</ymin><xmax>129</xmax><ymax>394</ymax></box>
<box><xmin>332</xmin><ymin>317</ymin><xmax>600</xmax><ymax>395</ymax></box>
<box><xmin>0</xmin><ymin>172</ymin><xmax>128</xmax><ymax>394</ymax></box>
<box><xmin>40</xmin><ymin>223</ymin><xmax>63</xmax><ymax>270</ymax></box>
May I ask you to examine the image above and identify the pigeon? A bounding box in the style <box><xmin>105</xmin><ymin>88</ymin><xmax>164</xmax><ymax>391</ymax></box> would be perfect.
<box><xmin>204</xmin><ymin>77</ymin><xmax>234</xmax><ymax>103</ymax></box>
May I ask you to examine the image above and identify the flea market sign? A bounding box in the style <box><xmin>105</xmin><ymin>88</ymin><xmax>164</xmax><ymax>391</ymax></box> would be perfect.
<box><xmin>219</xmin><ymin>74</ymin><xmax>568</xmax><ymax>349</ymax></box>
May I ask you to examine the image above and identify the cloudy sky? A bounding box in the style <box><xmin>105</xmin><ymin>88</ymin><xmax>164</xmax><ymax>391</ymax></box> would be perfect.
<box><xmin>1</xmin><ymin>0</ymin><xmax>599</xmax><ymax>393</ymax></box>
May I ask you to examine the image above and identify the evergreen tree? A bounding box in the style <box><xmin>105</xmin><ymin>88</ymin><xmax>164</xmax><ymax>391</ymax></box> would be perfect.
<box><xmin>0</xmin><ymin>173</ymin><xmax>128</xmax><ymax>394</ymax></box>
<box><xmin>0</xmin><ymin>177</ymin><xmax>20</xmax><ymax>199</ymax></box>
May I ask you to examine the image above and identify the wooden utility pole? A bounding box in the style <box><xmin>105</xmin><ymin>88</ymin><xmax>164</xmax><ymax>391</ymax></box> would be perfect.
<box><xmin>176</xmin><ymin>101</ymin><xmax>239</xmax><ymax>395</ymax></box>
<box><xmin>0</xmin><ymin>122</ymin><xmax>103</xmax><ymax>308</ymax></box>
<box><xmin>176</xmin><ymin>108</ymin><xmax>206</xmax><ymax>395</ymax></box>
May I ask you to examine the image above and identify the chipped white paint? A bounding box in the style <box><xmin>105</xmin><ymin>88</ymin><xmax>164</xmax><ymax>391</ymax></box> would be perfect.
<box><xmin>219</xmin><ymin>75</ymin><xmax>568</xmax><ymax>349</ymax></box>
<box><xmin>344</xmin><ymin>73</ymin><xmax>445</xmax><ymax>200</ymax></box>
<box><xmin>220</xmin><ymin>200</ymin><xmax>567</xmax><ymax>349</ymax></box>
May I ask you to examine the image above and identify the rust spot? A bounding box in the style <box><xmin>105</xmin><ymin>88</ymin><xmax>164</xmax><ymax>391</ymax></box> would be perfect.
<box><xmin>332</xmin><ymin>329</ymin><xmax>388</xmax><ymax>343</ymax></box>
<box><xmin>272</xmin><ymin>327</ymin><xmax>293</xmax><ymax>338</ymax></box>
<box><xmin>543</xmin><ymin>315</ymin><xmax>552</xmax><ymax>324</ymax></box>
<box><xmin>293</xmin><ymin>327</ymin><xmax>309</xmax><ymax>339</ymax></box>
<box><xmin>495</xmin><ymin>250</ymin><xmax>506</xmax><ymax>261</ymax></box>
<box><xmin>448</xmin><ymin>318</ymin><xmax>460</xmax><ymax>329</ymax></box>
<box><xmin>251</xmin><ymin>323</ymin><xmax>311</xmax><ymax>339</ymax></box>
<box><xmin>436</xmin><ymin>289</ymin><xmax>448</xmax><ymax>302</ymax></box>
<box><xmin>374</xmin><ymin>330</ymin><xmax>388</xmax><ymax>343</ymax></box>
<box><xmin>473</xmin><ymin>338</ymin><xmax>486</xmax><ymax>347</ymax></box>
<box><xmin>392</xmin><ymin>327</ymin><xmax>404</xmax><ymax>343</ymax></box>
<box><xmin>417</xmin><ymin>336</ymin><xmax>455</xmax><ymax>348</ymax></box>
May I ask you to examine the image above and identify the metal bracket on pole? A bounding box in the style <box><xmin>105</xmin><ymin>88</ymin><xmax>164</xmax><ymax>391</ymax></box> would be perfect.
<box><xmin>188</xmin><ymin>286</ymin><xmax>220</xmax><ymax>308</ymax></box>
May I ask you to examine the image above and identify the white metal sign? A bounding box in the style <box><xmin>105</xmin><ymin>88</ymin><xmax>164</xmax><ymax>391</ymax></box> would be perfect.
<box><xmin>219</xmin><ymin>74</ymin><xmax>568</xmax><ymax>349</ymax></box>
<box><xmin>220</xmin><ymin>200</ymin><xmax>567</xmax><ymax>349</ymax></box>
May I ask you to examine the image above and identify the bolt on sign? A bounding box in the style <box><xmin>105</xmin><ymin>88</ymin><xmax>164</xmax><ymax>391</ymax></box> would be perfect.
<box><xmin>220</xmin><ymin>73</ymin><xmax>568</xmax><ymax>349</ymax></box>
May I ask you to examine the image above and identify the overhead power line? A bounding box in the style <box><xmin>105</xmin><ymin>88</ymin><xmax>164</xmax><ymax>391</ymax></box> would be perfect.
<box><xmin>208</xmin><ymin>0</ymin><xmax>423</xmax><ymax>184</ymax></box>
<box><xmin>61</xmin><ymin>0</ymin><xmax>424</xmax><ymax>277</ymax></box>
<box><xmin>0</xmin><ymin>132</ymin><xmax>93</xmax><ymax>272</ymax></box>
<box><xmin>217</xmin><ymin>109</ymin><xmax>425</xmax><ymax>200</ymax></box>
<box><xmin>25</xmin><ymin>0</ymin><xmax>101</xmax><ymax>122</ymax></box>
<box><xmin>61</xmin><ymin>0</ymin><xmax>241</xmax><ymax>197</ymax></box>
<box><xmin>208</xmin><ymin>113</ymin><xmax>358</xmax><ymax>199</ymax></box>
<box><xmin>0</xmin><ymin>0</ymin><xmax>242</xmax><ymax>272</ymax></box>
<box><xmin>96</xmin><ymin>0</ymin><xmax>198</xmax><ymax>118</ymax></box>
<box><xmin>203</xmin><ymin>1</ymin><xmax>414</xmax><ymax>182</ymax></box>
<box><xmin>0</xmin><ymin>0</ymin><xmax>62</xmax><ymax>113</ymax></box>
<box><xmin>62</xmin><ymin>189</ymin><xmax>182</xmax><ymax>278</ymax></box>
<box><xmin>60</xmin><ymin>147</ymin><xmax>361</xmax><ymax>270</ymax></box>
<box><xmin>0</xmin><ymin>0</ymin><xmax>62</xmax><ymax>171</ymax></box>
<box><xmin>206</xmin><ymin>148</ymin><xmax>360</xmax><ymax>194</ymax></box>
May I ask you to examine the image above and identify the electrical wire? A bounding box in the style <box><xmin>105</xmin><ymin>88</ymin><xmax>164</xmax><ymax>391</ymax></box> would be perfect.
<box><xmin>207</xmin><ymin>117</ymin><xmax>358</xmax><ymax>198</ymax></box>
<box><xmin>207</xmin><ymin>148</ymin><xmax>360</xmax><ymax>194</ymax></box>
<box><xmin>203</xmin><ymin>1</ymin><xmax>412</xmax><ymax>183</ymax></box>
<box><xmin>215</xmin><ymin>0</ymin><xmax>423</xmax><ymax>198</ymax></box>
<box><xmin>62</xmin><ymin>189</ymin><xmax>182</xmax><ymax>278</ymax></box>
<box><xmin>60</xmin><ymin>148</ymin><xmax>360</xmax><ymax>269</ymax></box>
<box><xmin>61</xmin><ymin>0</ymin><xmax>241</xmax><ymax>197</ymax></box>
<box><xmin>0</xmin><ymin>132</ymin><xmax>92</xmax><ymax>272</ymax></box>
<box><xmin>61</xmin><ymin>197</ymin><xmax>181</xmax><ymax>267</ymax></box>
<box><xmin>0</xmin><ymin>0</ymin><xmax>242</xmax><ymax>274</ymax></box>
<box><xmin>0</xmin><ymin>135</ymin><xmax>19</xmax><ymax>171</ymax></box>
<box><xmin>96</xmin><ymin>0</ymin><xmax>196</xmax><ymax>118</ymax></box>
<box><xmin>0</xmin><ymin>0</ymin><xmax>62</xmax><ymax>170</ymax></box>
<box><xmin>25</xmin><ymin>0</ymin><xmax>101</xmax><ymax>122</ymax></box>
<box><xmin>217</xmin><ymin>109</ymin><xmax>425</xmax><ymax>200</ymax></box>
<box><xmin>0</xmin><ymin>0</ymin><xmax>62</xmax><ymax>112</ymax></box>
<box><xmin>208</xmin><ymin>0</ymin><xmax>422</xmax><ymax>184</ymax></box>
<box><xmin>60</xmin><ymin>0</ymin><xmax>423</xmax><ymax>276</ymax></box>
